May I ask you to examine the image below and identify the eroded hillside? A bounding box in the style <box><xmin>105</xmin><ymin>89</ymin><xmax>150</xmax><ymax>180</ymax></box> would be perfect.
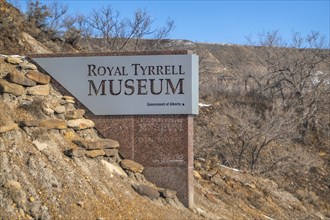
<box><xmin>1</xmin><ymin>0</ymin><xmax>330</xmax><ymax>219</ymax></box>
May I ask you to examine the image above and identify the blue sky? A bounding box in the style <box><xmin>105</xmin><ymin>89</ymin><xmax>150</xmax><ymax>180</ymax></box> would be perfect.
<box><xmin>13</xmin><ymin>0</ymin><xmax>330</xmax><ymax>45</ymax></box>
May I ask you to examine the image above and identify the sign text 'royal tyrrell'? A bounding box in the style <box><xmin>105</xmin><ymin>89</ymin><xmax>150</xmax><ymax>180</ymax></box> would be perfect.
<box><xmin>31</xmin><ymin>54</ymin><xmax>199</xmax><ymax>115</ymax></box>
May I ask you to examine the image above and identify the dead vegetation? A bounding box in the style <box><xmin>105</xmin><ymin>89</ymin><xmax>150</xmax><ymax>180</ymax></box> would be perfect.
<box><xmin>194</xmin><ymin>31</ymin><xmax>329</xmax><ymax>218</ymax></box>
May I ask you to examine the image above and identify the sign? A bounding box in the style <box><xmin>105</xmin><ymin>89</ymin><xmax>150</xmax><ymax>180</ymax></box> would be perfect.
<box><xmin>30</xmin><ymin>51</ymin><xmax>197</xmax><ymax>208</ymax></box>
<box><xmin>31</xmin><ymin>54</ymin><xmax>199</xmax><ymax>115</ymax></box>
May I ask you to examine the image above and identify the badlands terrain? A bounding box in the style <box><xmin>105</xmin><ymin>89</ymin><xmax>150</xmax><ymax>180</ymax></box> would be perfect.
<box><xmin>1</xmin><ymin>0</ymin><xmax>329</xmax><ymax>219</ymax></box>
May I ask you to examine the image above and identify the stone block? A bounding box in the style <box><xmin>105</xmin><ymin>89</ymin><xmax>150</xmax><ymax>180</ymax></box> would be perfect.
<box><xmin>85</xmin><ymin>149</ymin><xmax>105</xmax><ymax>158</ymax></box>
<box><xmin>7</xmin><ymin>71</ymin><xmax>36</xmax><ymax>87</ymax></box>
<box><xmin>120</xmin><ymin>159</ymin><xmax>144</xmax><ymax>173</ymax></box>
<box><xmin>0</xmin><ymin>79</ymin><xmax>25</xmax><ymax>96</ymax></box>
<box><xmin>67</xmin><ymin>119</ymin><xmax>94</xmax><ymax>130</ymax></box>
<box><xmin>26</xmin><ymin>85</ymin><xmax>50</xmax><ymax>96</ymax></box>
<box><xmin>5</xmin><ymin>56</ymin><xmax>24</xmax><ymax>65</ymax></box>
<box><xmin>53</xmin><ymin>105</ymin><xmax>66</xmax><ymax>114</ymax></box>
<box><xmin>101</xmin><ymin>160</ymin><xmax>127</xmax><ymax>177</ymax></box>
<box><xmin>104</xmin><ymin>149</ymin><xmax>118</xmax><ymax>157</ymax></box>
<box><xmin>19</xmin><ymin>61</ymin><xmax>37</xmax><ymax>70</ymax></box>
<box><xmin>39</xmin><ymin>119</ymin><xmax>67</xmax><ymax>129</ymax></box>
<box><xmin>131</xmin><ymin>184</ymin><xmax>160</xmax><ymax>200</ymax></box>
<box><xmin>26</xmin><ymin>70</ymin><xmax>51</xmax><ymax>84</ymax></box>
<box><xmin>72</xmin><ymin>139</ymin><xmax>119</xmax><ymax>150</ymax></box>
<box><xmin>65</xmin><ymin>109</ymin><xmax>85</xmax><ymax>119</ymax></box>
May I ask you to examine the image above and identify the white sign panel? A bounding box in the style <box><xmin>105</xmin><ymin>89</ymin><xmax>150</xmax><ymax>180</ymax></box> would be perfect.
<box><xmin>31</xmin><ymin>54</ymin><xmax>199</xmax><ymax>115</ymax></box>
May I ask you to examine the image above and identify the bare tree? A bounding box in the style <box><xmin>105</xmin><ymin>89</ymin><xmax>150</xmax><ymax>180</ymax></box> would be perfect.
<box><xmin>196</xmin><ymin>30</ymin><xmax>329</xmax><ymax>174</ymax></box>
<box><xmin>258</xmin><ymin>30</ymin><xmax>286</xmax><ymax>47</ymax></box>
<box><xmin>86</xmin><ymin>5</ymin><xmax>174</xmax><ymax>51</ymax></box>
<box><xmin>26</xmin><ymin>0</ymin><xmax>50</xmax><ymax>31</ymax></box>
<box><xmin>149</xmin><ymin>18</ymin><xmax>175</xmax><ymax>50</ymax></box>
<box><xmin>25</xmin><ymin>0</ymin><xmax>72</xmax><ymax>41</ymax></box>
<box><xmin>22</xmin><ymin>2</ymin><xmax>174</xmax><ymax>51</ymax></box>
<box><xmin>87</xmin><ymin>5</ymin><xmax>121</xmax><ymax>49</ymax></box>
<box><xmin>253</xmin><ymin>31</ymin><xmax>329</xmax><ymax>144</ymax></box>
<box><xmin>213</xmin><ymin>101</ymin><xmax>295</xmax><ymax>172</ymax></box>
<box><xmin>46</xmin><ymin>0</ymin><xmax>68</xmax><ymax>38</ymax></box>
